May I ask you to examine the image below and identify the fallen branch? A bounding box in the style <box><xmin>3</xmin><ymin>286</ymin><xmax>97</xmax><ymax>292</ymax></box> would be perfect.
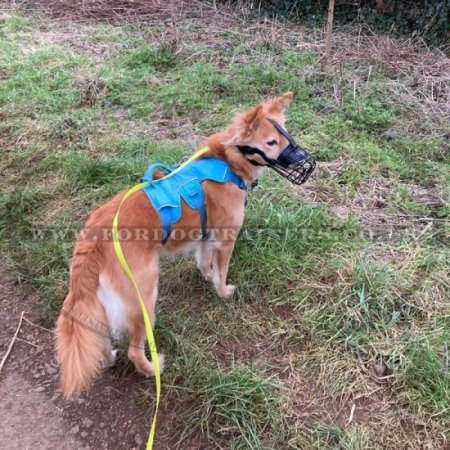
<box><xmin>0</xmin><ymin>311</ymin><xmax>25</xmax><ymax>373</ymax></box>
<box><xmin>23</xmin><ymin>316</ymin><xmax>55</xmax><ymax>334</ymax></box>
<box><xmin>15</xmin><ymin>337</ymin><xmax>43</xmax><ymax>350</ymax></box>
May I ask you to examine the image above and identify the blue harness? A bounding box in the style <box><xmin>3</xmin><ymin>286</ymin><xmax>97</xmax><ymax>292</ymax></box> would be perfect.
<box><xmin>141</xmin><ymin>158</ymin><xmax>247</xmax><ymax>244</ymax></box>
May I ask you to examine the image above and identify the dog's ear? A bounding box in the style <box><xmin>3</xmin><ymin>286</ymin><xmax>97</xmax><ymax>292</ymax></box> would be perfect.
<box><xmin>224</xmin><ymin>104</ymin><xmax>263</xmax><ymax>146</ymax></box>
<box><xmin>237</xmin><ymin>105</ymin><xmax>263</xmax><ymax>138</ymax></box>
<box><xmin>269</xmin><ymin>91</ymin><xmax>293</xmax><ymax>113</ymax></box>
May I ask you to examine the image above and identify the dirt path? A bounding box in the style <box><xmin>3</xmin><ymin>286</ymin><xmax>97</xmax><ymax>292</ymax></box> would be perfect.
<box><xmin>0</xmin><ymin>373</ymin><xmax>86</xmax><ymax>450</ymax></box>
<box><xmin>0</xmin><ymin>266</ymin><xmax>153</xmax><ymax>450</ymax></box>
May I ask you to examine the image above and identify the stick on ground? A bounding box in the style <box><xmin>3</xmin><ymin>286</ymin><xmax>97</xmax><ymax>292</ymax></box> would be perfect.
<box><xmin>0</xmin><ymin>311</ymin><xmax>25</xmax><ymax>373</ymax></box>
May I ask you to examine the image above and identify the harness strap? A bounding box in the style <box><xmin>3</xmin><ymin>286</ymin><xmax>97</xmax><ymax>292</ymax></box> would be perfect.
<box><xmin>143</xmin><ymin>163</ymin><xmax>173</xmax><ymax>181</ymax></box>
<box><xmin>161</xmin><ymin>178</ymin><xmax>209</xmax><ymax>245</ymax></box>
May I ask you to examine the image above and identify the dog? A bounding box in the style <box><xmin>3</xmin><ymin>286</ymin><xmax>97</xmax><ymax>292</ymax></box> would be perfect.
<box><xmin>56</xmin><ymin>92</ymin><xmax>313</xmax><ymax>398</ymax></box>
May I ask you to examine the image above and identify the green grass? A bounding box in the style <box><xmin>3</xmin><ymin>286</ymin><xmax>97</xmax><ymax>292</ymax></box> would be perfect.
<box><xmin>401</xmin><ymin>342</ymin><xmax>450</xmax><ymax>418</ymax></box>
<box><xmin>0</xmin><ymin>9</ymin><xmax>449</xmax><ymax>449</ymax></box>
<box><xmin>233</xmin><ymin>196</ymin><xmax>359</xmax><ymax>303</ymax></box>
<box><xmin>171</xmin><ymin>356</ymin><xmax>282</xmax><ymax>449</ymax></box>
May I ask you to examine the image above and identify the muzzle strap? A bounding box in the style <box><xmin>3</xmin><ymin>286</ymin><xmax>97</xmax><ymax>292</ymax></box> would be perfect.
<box><xmin>236</xmin><ymin>145</ymin><xmax>276</xmax><ymax>166</ymax></box>
<box><xmin>236</xmin><ymin>118</ymin><xmax>316</xmax><ymax>185</ymax></box>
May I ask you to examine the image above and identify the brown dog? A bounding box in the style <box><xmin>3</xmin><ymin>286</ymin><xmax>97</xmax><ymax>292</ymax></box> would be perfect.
<box><xmin>56</xmin><ymin>92</ymin><xmax>295</xmax><ymax>398</ymax></box>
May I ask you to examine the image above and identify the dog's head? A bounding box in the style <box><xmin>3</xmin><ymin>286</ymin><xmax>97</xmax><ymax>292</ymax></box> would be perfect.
<box><xmin>228</xmin><ymin>92</ymin><xmax>294</xmax><ymax>165</ymax></box>
<box><xmin>224</xmin><ymin>92</ymin><xmax>315</xmax><ymax>185</ymax></box>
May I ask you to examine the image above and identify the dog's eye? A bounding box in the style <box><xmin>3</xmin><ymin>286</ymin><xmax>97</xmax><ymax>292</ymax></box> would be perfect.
<box><xmin>267</xmin><ymin>140</ymin><xmax>277</xmax><ymax>146</ymax></box>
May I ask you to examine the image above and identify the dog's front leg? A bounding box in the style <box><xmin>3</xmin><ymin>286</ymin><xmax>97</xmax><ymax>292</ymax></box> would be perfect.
<box><xmin>212</xmin><ymin>240</ymin><xmax>236</xmax><ymax>299</ymax></box>
<box><xmin>195</xmin><ymin>241</ymin><xmax>214</xmax><ymax>281</ymax></box>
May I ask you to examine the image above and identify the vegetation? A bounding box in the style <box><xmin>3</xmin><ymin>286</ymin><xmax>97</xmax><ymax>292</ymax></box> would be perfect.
<box><xmin>248</xmin><ymin>0</ymin><xmax>449</xmax><ymax>46</ymax></box>
<box><xmin>0</xmin><ymin>5</ymin><xmax>449</xmax><ymax>449</ymax></box>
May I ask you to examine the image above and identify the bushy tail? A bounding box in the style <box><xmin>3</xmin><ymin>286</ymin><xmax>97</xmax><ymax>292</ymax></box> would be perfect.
<box><xmin>55</xmin><ymin>242</ymin><xmax>109</xmax><ymax>399</ymax></box>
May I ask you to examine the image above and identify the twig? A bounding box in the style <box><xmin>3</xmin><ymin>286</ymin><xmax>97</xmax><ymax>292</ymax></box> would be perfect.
<box><xmin>15</xmin><ymin>337</ymin><xmax>43</xmax><ymax>350</ymax></box>
<box><xmin>347</xmin><ymin>403</ymin><xmax>356</xmax><ymax>425</ymax></box>
<box><xmin>23</xmin><ymin>316</ymin><xmax>55</xmax><ymax>334</ymax></box>
<box><xmin>0</xmin><ymin>311</ymin><xmax>25</xmax><ymax>373</ymax></box>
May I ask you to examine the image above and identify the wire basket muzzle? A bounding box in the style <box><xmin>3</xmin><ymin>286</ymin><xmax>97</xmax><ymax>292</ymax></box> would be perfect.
<box><xmin>272</xmin><ymin>146</ymin><xmax>316</xmax><ymax>185</ymax></box>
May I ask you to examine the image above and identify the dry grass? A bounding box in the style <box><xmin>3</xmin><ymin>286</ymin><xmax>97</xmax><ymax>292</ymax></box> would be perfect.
<box><xmin>329</xmin><ymin>30</ymin><xmax>450</xmax><ymax>124</ymax></box>
<box><xmin>9</xmin><ymin>0</ymin><xmax>449</xmax><ymax>127</ymax></box>
<box><xmin>301</xmin><ymin>159</ymin><xmax>448</xmax><ymax>241</ymax></box>
<box><xmin>8</xmin><ymin>0</ymin><xmax>218</xmax><ymax>22</ymax></box>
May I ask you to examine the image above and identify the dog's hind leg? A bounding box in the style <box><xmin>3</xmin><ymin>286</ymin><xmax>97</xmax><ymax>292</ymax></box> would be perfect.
<box><xmin>128</xmin><ymin>318</ymin><xmax>165</xmax><ymax>377</ymax></box>
<box><xmin>100</xmin><ymin>339</ymin><xmax>117</xmax><ymax>369</ymax></box>
<box><xmin>126</xmin><ymin>258</ymin><xmax>165</xmax><ymax>377</ymax></box>
<box><xmin>97</xmin><ymin>273</ymin><xmax>127</xmax><ymax>369</ymax></box>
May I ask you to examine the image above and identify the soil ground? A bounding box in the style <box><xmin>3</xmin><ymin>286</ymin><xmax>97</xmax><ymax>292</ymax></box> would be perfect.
<box><xmin>0</xmin><ymin>264</ymin><xmax>159</xmax><ymax>450</ymax></box>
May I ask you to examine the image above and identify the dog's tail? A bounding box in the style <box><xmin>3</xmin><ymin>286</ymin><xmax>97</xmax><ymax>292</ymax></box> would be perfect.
<box><xmin>55</xmin><ymin>241</ymin><xmax>108</xmax><ymax>399</ymax></box>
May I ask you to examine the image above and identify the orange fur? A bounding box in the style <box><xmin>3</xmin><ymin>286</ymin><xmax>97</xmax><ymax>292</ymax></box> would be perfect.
<box><xmin>55</xmin><ymin>93</ymin><xmax>294</xmax><ymax>398</ymax></box>
<box><xmin>56</xmin><ymin>239</ymin><xmax>111</xmax><ymax>398</ymax></box>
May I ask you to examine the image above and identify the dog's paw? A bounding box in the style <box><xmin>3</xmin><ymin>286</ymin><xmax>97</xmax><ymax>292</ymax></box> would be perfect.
<box><xmin>101</xmin><ymin>348</ymin><xmax>118</xmax><ymax>369</ymax></box>
<box><xmin>218</xmin><ymin>284</ymin><xmax>235</xmax><ymax>299</ymax></box>
<box><xmin>202</xmin><ymin>271</ymin><xmax>213</xmax><ymax>282</ymax></box>
<box><xmin>145</xmin><ymin>354</ymin><xmax>165</xmax><ymax>378</ymax></box>
<box><xmin>155</xmin><ymin>353</ymin><xmax>165</xmax><ymax>373</ymax></box>
<box><xmin>199</xmin><ymin>264</ymin><xmax>213</xmax><ymax>282</ymax></box>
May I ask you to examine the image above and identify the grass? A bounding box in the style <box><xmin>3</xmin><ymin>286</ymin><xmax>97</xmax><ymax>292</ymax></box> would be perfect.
<box><xmin>0</xmin><ymin>7</ymin><xmax>449</xmax><ymax>449</ymax></box>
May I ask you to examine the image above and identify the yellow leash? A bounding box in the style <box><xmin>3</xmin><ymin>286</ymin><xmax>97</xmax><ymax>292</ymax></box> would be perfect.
<box><xmin>111</xmin><ymin>147</ymin><xmax>209</xmax><ymax>450</ymax></box>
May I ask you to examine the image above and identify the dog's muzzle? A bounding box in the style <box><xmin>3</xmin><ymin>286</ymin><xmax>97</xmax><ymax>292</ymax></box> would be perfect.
<box><xmin>237</xmin><ymin>118</ymin><xmax>316</xmax><ymax>185</ymax></box>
